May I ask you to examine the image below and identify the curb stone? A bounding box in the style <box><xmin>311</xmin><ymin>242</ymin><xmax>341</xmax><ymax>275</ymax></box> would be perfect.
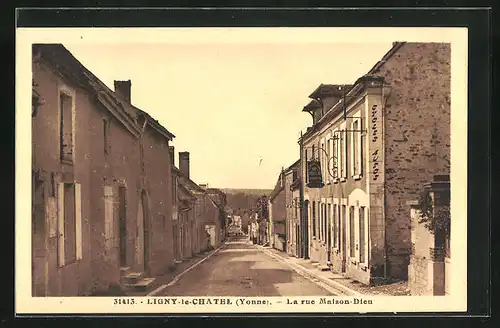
<box><xmin>256</xmin><ymin>245</ymin><xmax>362</xmax><ymax>296</ymax></box>
<box><xmin>147</xmin><ymin>244</ymin><xmax>225</xmax><ymax>296</ymax></box>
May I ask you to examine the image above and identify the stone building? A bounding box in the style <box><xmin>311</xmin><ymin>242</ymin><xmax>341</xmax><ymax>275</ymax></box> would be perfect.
<box><xmin>283</xmin><ymin>160</ymin><xmax>301</xmax><ymax>257</ymax></box>
<box><xmin>299</xmin><ymin>42</ymin><xmax>450</xmax><ymax>284</ymax></box>
<box><xmin>268</xmin><ymin>171</ymin><xmax>286</xmax><ymax>251</ymax></box>
<box><xmin>31</xmin><ymin>44</ymin><xmax>175</xmax><ymax>296</ymax></box>
<box><xmin>170</xmin><ymin>149</ymin><xmax>212</xmax><ymax>259</ymax></box>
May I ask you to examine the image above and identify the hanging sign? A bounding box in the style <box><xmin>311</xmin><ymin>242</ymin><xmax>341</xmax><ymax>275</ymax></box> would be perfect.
<box><xmin>306</xmin><ymin>160</ymin><xmax>324</xmax><ymax>188</ymax></box>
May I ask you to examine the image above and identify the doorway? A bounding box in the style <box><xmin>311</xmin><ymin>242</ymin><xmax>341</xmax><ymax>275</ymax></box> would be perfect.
<box><xmin>141</xmin><ymin>190</ymin><xmax>150</xmax><ymax>274</ymax></box>
<box><xmin>32</xmin><ymin>175</ymin><xmax>46</xmax><ymax>296</ymax></box>
<box><xmin>341</xmin><ymin>205</ymin><xmax>347</xmax><ymax>273</ymax></box>
<box><xmin>303</xmin><ymin>200</ymin><xmax>309</xmax><ymax>259</ymax></box>
<box><xmin>173</xmin><ymin>221</ymin><xmax>179</xmax><ymax>261</ymax></box>
<box><xmin>327</xmin><ymin>203</ymin><xmax>332</xmax><ymax>263</ymax></box>
<box><xmin>118</xmin><ymin>186</ymin><xmax>127</xmax><ymax>267</ymax></box>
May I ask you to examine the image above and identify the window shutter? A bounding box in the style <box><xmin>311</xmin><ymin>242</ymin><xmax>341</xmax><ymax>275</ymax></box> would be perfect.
<box><xmin>104</xmin><ymin>186</ymin><xmax>114</xmax><ymax>259</ymax></box>
<box><xmin>359</xmin><ymin>119</ymin><xmax>364</xmax><ymax>175</ymax></box>
<box><xmin>350</xmin><ymin>122</ymin><xmax>355</xmax><ymax>176</ymax></box>
<box><xmin>57</xmin><ymin>182</ymin><xmax>65</xmax><ymax>267</ymax></box>
<box><xmin>344</xmin><ymin>130</ymin><xmax>348</xmax><ymax>178</ymax></box>
<box><xmin>75</xmin><ymin>183</ymin><xmax>82</xmax><ymax>260</ymax></box>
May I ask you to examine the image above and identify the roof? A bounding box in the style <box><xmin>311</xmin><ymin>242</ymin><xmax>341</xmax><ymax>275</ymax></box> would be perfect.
<box><xmin>284</xmin><ymin>159</ymin><xmax>300</xmax><ymax>173</ymax></box>
<box><xmin>302</xmin><ymin>99</ymin><xmax>322</xmax><ymax>113</ymax></box>
<box><xmin>290</xmin><ymin>177</ymin><xmax>301</xmax><ymax>191</ymax></box>
<box><xmin>308</xmin><ymin>84</ymin><xmax>346</xmax><ymax>99</ymax></box>
<box><xmin>171</xmin><ymin>165</ymin><xmax>207</xmax><ymax>195</ymax></box>
<box><xmin>178</xmin><ymin>182</ymin><xmax>197</xmax><ymax>202</ymax></box>
<box><xmin>367</xmin><ymin>41</ymin><xmax>406</xmax><ymax>74</ymax></box>
<box><xmin>138</xmin><ymin>110</ymin><xmax>175</xmax><ymax>140</ymax></box>
<box><xmin>300</xmin><ymin>42</ymin><xmax>406</xmax><ymax>141</ymax></box>
<box><xmin>33</xmin><ymin>44</ymin><xmax>175</xmax><ymax>141</ymax></box>
<box><xmin>268</xmin><ymin>184</ymin><xmax>284</xmax><ymax>202</ymax></box>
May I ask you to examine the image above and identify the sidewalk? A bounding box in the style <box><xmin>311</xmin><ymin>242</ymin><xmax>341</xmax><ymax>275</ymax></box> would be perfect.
<box><xmin>126</xmin><ymin>246</ymin><xmax>223</xmax><ymax>297</ymax></box>
<box><xmin>256</xmin><ymin>245</ymin><xmax>410</xmax><ymax>296</ymax></box>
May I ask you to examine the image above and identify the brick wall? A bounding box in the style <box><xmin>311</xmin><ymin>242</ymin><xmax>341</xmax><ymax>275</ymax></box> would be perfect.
<box><xmin>378</xmin><ymin>43</ymin><xmax>451</xmax><ymax>279</ymax></box>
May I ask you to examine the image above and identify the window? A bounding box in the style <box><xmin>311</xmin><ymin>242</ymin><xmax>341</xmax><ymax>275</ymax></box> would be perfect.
<box><xmin>172</xmin><ymin>176</ymin><xmax>177</xmax><ymax>206</ymax></box>
<box><xmin>321</xmin><ymin>140</ymin><xmax>326</xmax><ymax>181</ymax></box>
<box><xmin>327</xmin><ymin>203</ymin><xmax>331</xmax><ymax>247</ymax></box>
<box><xmin>333</xmin><ymin>204</ymin><xmax>338</xmax><ymax>248</ymax></box>
<box><xmin>328</xmin><ymin>137</ymin><xmax>333</xmax><ymax>181</ymax></box>
<box><xmin>59</xmin><ymin>91</ymin><xmax>74</xmax><ymax>163</ymax></box>
<box><xmin>343</xmin><ymin>129</ymin><xmax>348</xmax><ymax>179</ymax></box>
<box><xmin>349</xmin><ymin>206</ymin><xmax>355</xmax><ymax>258</ymax></box>
<box><xmin>351</xmin><ymin>119</ymin><xmax>363</xmax><ymax>177</ymax></box>
<box><xmin>341</xmin><ymin>205</ymin><xmax>346</xmax><ymax>253</ymax></box>
<box><xmin>339</xmin><ymin>127</ymin><xmax>348</xmax><ymax>180</ymax></box>
<box><xmin>57</xmin><ymin>182</ymin><xmax>82</xmax><ymax>267</ymax></box>
<box><xmin>334</xmin><ymin>130</ymin><xmax>339</xmax><ymax>179</ymax></box>
<box><xmin>359</xmin><ymin>206</ymin><xmax>366</xmax><ymax>263</ymax></box>
<box><xmin>323</xmin><ymin>204</ymin><xmax>327</xmax><ymax>243</ymax></box>
<box><xmin>352</xmin><ymin>120</ymin><xmax>358</xmax><ymax>175</ymax></box>
<box><xmin>312</xmin><ymin>201</ymin><xmax>316</xmax><ymax>238</ymax></box>
<box><xmin>103</xmin><ymin>119</ymin><xmax>110</xmax><ymax>155</ymax></box>
<box><xmin>312</xmin><ymin>145</ymin><xmax>315</xmax><ymax>160</ymax></box>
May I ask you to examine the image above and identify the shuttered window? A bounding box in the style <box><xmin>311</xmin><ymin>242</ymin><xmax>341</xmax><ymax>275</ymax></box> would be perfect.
<box><xmin>57</xmin><ymin>182</ymin><xmax>82</xmax><ymax>267</ymax></box>
<box><xmin>104</xmin><ymin>186</ymin><xmax>114</xmax><ymax>260</ymax></box>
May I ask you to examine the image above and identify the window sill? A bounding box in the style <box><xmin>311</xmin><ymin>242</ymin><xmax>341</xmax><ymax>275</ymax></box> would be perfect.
<box><xmin>360</xmin><ymin>264</ymin><xmax>368</xmax><ymax>271</ymax></box>
<box><xmin>340</xmin><ymin>178</ymin><xmax>347</xmax><ymax>183</ymax></box>
<box><xmin>353</xmin><ymin>174</ymin><xmax>362</xmax><ymax>180</ymax></box>
<box><xmin>350</xmin><ymin>259</ymin><xmax>357</xmax><ymax>265</ymax></box>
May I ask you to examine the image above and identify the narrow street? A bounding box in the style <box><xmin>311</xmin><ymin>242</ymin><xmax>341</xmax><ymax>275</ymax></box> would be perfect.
<box><xmin>159</xmin><ymin>236</ymin><xmax>336</xmax><ymax>296</ymax></box>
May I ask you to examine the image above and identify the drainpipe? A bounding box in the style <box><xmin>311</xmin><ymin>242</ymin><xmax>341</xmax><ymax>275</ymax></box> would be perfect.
<box><xmin>299</xmin><ymin>130</ymin><xmax>307</xmax><ymax>259</ymax></box>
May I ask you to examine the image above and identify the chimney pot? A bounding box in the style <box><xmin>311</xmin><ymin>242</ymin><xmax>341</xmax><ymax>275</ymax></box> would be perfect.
<box><xmin>179</xmin><ymin>151</ymin><xmax>190</xmax><ymax>179</ymax></box>
<box><xmin>114</xmin><ymin>80</ymin><xmax>131</xmax><ymax>103</ymax></box>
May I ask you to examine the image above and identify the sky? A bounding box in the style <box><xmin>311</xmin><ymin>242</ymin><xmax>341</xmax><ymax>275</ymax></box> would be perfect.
<box><xmin>63</xmin><ymin>41</ymin><xmax>393</xmax><ymax>189</ymax></box>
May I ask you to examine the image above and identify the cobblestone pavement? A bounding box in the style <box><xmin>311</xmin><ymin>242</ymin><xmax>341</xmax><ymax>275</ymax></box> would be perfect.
<box><xmin>159</xmin><ymin>237</ymin><xmax>336</xmax><ymax>296</ymax></box>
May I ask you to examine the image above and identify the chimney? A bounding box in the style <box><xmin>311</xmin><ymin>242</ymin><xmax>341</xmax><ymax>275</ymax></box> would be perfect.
<box><xmin>114</xmin><ymin>80</ymin><xmax>131</xmax><ymax>103</ymax></box>
<box><xmin>179</xmin><ymin>151</ymin><xmax>190</xmax><ymax>179</ymax></box>
<box><xmin>169</xmin><ymin>146</ymin><xmax>175</xmax><ymax>167</ymax></box>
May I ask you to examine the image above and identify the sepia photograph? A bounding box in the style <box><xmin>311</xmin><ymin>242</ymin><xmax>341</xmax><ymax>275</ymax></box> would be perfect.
<box><xmin>17</xmin><ymin>24</ymin><xmax>468</xmax><ymax>314</ymax></box>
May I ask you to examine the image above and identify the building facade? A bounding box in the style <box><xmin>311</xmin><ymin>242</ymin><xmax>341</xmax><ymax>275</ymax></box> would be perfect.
<box><xmin>283</xmin><ymin>161</ymin><xmax>301</xmax><ymax>257</ymax></box>
<box><xmin>268</xmin><ymin>173</ymin><xmax>286</xmax><ymax>251</ymax></box>
<box><xmin>31</xmin><ymin>44</ymin><xmax>176</xmax><ymax>296</ymax></box>
<box><xmin>300</xmin><ymin>42</ymin><xmax>451</xmax><ymax>284</ymax></box>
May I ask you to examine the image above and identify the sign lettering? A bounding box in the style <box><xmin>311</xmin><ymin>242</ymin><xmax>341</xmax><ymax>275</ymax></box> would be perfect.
<box><xmin>306</xmin><ymin>160</ymin><xmax>324</xmax><ymax>188</ymax></box>
<box><xmin>371</xmin><ymin>105</ymin><xmax>380</xmax><ymax>181</ymax></box>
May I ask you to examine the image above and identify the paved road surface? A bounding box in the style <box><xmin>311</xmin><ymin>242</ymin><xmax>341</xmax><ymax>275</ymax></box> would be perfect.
<box><xmin>160</xmin><ymin>237</ymin><xmax>335</xmax><ymax>296</ymax></box>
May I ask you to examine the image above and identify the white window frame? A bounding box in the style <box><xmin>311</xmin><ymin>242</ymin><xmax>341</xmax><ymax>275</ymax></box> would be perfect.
<box><xmin>332</xmin><ymin>199</ymin><xmax>340</xmax><ymax>251</ymax></box>
<box><xmin>340</xmin><ymin>123</ymin><xmax>347</xmax><ymax>181</ymax></box>
<box><xmin>351</xmin><ymin>117</ymin><xmax>363</xmax><ymax>180</ymax></box>
<box><xmin>320</xmin><ymin>138</ymin><xmax>325</xmax><ymax>183</ymax></box>
<box><xmin>333</xmin><ymin>128</ymin><xmax>340</xmax><ymax>183</ymax></box>
<box><xmin>57</xmin><ymin>182</ymin><xmax>83</xmax><ymax>267</ymax></box>
<box><xmin>325</xmin><ymin>133</ymin><xmax>332</xmax><ymax>183</ymax></box>
<box><xmin>58</xmin><ymin>84</ymin><xmax>76</xmax><ymax>165</ymax></box>
<box><xmin>358</xmin><ymin>205</ymin><xmax>368</xmax><ymax>267</ymax></box>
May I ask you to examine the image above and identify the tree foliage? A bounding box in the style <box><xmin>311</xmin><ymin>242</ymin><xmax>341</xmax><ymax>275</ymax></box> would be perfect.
<box><xmin>417</xmin><ymin>189</ymin><xmax>450</xmax><ymax>237</ymax></box>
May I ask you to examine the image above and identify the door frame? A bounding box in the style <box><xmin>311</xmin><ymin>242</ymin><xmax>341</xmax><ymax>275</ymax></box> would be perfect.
<box><xmin>118</xmin><ymin>186</ymin><xmax>127</xmax><ymax>267</ymax></box>
<box><xmin>140</xmin><ymin>190</ymin><xmax>150</xmax><ymax>275</ymax></box>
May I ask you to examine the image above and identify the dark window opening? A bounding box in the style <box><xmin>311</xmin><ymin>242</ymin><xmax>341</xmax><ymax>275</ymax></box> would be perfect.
<box><xmin>60</xmin><ymin>92</ymin><xmax>73</xmax><ymax>163</ymax></box>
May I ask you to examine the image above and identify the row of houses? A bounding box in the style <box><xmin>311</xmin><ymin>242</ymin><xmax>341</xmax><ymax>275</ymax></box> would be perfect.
<box><xmin>267</xmin><ymin>42</ymin><xmax>452</xmax><ymax>295</ymax></box>
<box><xmin>31</xmin><ymin>44</ymin><xmax>226</xmax><ymax>296</ymax></box>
